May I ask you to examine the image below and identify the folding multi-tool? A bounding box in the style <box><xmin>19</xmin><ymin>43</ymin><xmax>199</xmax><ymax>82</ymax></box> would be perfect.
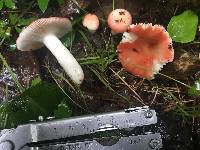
<box><xmin>0</xmin><ymin>106</ymin><xmax>162</xmax><ymax>150</ymax></box>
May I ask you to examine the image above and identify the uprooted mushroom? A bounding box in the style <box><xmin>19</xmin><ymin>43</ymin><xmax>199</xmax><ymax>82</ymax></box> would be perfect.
<box><xmin>16</xmin><ymin>17</ymin><xmax>84</xmax><ymax>84</ymax></box>
<box><xmin>117</xmin><ymin>23</ymin><xmax>174</xmax><ymax>79</ymax></box>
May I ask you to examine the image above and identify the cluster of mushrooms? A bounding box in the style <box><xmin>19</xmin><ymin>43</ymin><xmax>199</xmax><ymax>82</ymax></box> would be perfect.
<box><xmin>16</xmin><ymin>9</ymin><xmax>174</xmax><ymax>85</ymax></box>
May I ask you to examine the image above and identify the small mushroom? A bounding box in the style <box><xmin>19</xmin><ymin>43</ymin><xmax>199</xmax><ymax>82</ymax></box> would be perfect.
<box><xmin>117</xmin><ymin>23</ymin><xmax>174</xmax><ymax>79</ymax></box>
<box><xmin>107</xmin><ymin>9</ymin><xmax>132</xmax><ymax>34</ymax></box>
<box><xmin>82</xmin><ymin>13</ymin><xmax>100</xmax><ymax>33</ymax></box>
<box><xmin>16</xmin><ymin>17</ymin><xmax>84</xmax><ymax>84</ymax></box>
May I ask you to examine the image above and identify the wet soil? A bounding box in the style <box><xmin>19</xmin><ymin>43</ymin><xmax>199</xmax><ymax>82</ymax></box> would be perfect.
<box><xmin>0</xmin><ymin>0</ymin><xmax>200</xmax><ymax>149</ymax></box>
<box><xmin>0</xmin><ymin>50</ymin><xmax>39</xmax><ymax>101</ymax></box>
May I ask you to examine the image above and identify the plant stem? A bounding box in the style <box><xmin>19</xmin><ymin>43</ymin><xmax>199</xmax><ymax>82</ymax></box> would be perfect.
<box><xmin>0</xmin><ymin>36</ymin><xmax>6</xmax><ymax>46</ymax></box>
<box><xmin>79</xmin><ymin>30</ymin><xmax>94</xmax><ymax>52</ymax></box>
<box><xmin>18</xmin><ymin>1</ymin><xmax>35</xmax><ymax>18</ymax></box>
<box><xmin>158</xmin><ymin>73</ymin><xmax>191</xmax><ymax>88</ymax></box>
<box><xmin>88</xmin><ymin>66</ymin><xmax>131</xmax><ymax>106</ymax></box>
<box><xmin>46</xmin><ymin>64</ymin><xmax>88</xmax><ymax>112</ymax></box>
<box><xmin>110</xmin><ymin>68</ymin><xmax>146</xmax><ymax>105</ymax></box>
<box><xmin>96</xmin><ymin>0</ymin><xmax>106</xmax><ymax>19</ymax></box>
<box><xmin>113</xmin><ymin>0</ymin><xmax>115</xmax><ymax>10</ymax></box>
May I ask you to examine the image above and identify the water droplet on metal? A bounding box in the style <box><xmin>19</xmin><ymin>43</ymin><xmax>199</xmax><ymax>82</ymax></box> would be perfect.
<box><xmin>38</xmin><ymin>116</ymin><xmax>44</xmax><ymax>121</ymax></box>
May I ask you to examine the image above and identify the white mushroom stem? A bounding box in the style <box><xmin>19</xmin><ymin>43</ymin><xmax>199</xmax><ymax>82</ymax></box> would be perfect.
<box><xmin>43</xmin><ymin>34</ymin><xmax>84</xmax><ymax>84</ymax></box>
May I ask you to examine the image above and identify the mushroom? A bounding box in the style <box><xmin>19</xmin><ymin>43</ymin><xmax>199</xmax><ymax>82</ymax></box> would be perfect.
<box><xmin>117</xmin><ymin>23</ymin><xmax>174</xmax><ymax>79</ymax></box>
<box><xmin>16</xmin><ymin>17</ymin><xmax>84</xmax><ymax>84</ymax></box>
<box><xmin>82</xmin><ymin>13</ymin><xmax>100</xmax><ymax>33</ymax></box>
<box><xmin>107</xmin><ymin>9</ymin><xmax>132</xmax><ymax>34</ymax></box>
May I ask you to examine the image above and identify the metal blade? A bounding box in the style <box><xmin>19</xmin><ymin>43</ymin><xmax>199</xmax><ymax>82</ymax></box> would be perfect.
<box><xmin>27</xmin><ymin>133</ymin><xmax>162</xmax><ymax>150</ymax></box>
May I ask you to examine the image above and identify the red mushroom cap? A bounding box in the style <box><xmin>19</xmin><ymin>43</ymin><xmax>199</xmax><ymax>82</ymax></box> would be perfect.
<box><xmin>117</xmin><ymin>23</ymin><xmax>174</xmax><ymax>79</ymax></box>
<box><xmin>107</xmin><ymin>9</ymin><xmax>132</xmax><ymax>33</ymax></box>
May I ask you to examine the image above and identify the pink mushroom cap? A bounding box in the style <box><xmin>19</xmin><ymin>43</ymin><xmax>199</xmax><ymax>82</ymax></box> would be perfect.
<box><xmin>117</xmin><ymin>23</ymin><xmax>174</xmax><ymax>79</ymax></box>
<box><xmin>16</xmin><ymin>17</ymin><xmax>72</xmax><ymax>51</ymax></box>
<box><xmin>82</xmin><ymin>13</ymin><xmax>99</xmax><ymax>33</ymax></box>
<box><xmin>107</xmin><ymin>9</ymin><xmax>132</xmax><ymax>33</ymax></box>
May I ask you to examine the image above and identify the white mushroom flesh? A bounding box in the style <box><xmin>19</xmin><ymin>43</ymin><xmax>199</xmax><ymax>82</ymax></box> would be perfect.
<box><xmin>43</xmin><ymin>34</ymin><xmax>84</xmax><ymax>84</ymax></box>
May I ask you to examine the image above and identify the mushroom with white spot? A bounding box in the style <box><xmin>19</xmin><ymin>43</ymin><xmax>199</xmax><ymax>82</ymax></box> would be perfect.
<box><xmin>117</xmin><ymin>23</ymin><xmax>174</xmax><ymax>79</ymax></box>
<box><xmin>16</xmin><ymin>17</ymin><xmax>84</xmax><ymax>84</ymax></box>
<box><xmin>82</xmin><ymin>13</ymin><xmax>99</xmax><ymax>33</ymax></box>
<box><xmin>107</xmin><ymin>9</ymin><xmax>132</xmax><ymax>34</ymax></box>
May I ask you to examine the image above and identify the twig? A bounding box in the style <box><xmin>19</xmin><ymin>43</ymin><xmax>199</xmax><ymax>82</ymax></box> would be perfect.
<box><xmin>112</xmin><ymin>0</ymin><xmax>115</xmax><ymax>10</ymax></box>
<box><xmin>45</xmin><ymin>64</ymin><xmax>87</xmax><ymax>112</ymax></box>
<box><xmin>175</xmin><ymin>83</ymin><xmax>182</xmax><ymax>100</ymax></box>
<box><xmin>96</xmin><ymin>0</ymin><xmax>106</xmax><ymax>19</ymax></box>
<box><xmin>150</xmin><ymin>87</ymin><xmax>159</xmax><ymax>105</ymax></box>
<box><xmin>110</xmin><ymin>68</ymin><xmax>146</xmax><ymax>105</ymax></box>
<box><xmin>158</xmin><ymin>73</ymin><xmax>191</xmax><ymax>88</ymax></box>
<box><xmin>88</xmin><ymin>66</ymin><xmax>131</xmax><ymax>105</ymax></box>
<box><xmin>52</xmin><ymin>72</ymin><xmax>76</xmax><ymax>92</ymax></box>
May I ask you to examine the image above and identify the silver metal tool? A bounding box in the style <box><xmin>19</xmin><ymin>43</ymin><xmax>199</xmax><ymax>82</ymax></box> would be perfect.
<box><xmin>24</xmin><ymin>133</ymin><xmax>162</xmax><ymax>150</ymax></box>
<box><xmin>0</xmin><ymin>106</ymin><xmax>161</xmax><ymax>150</ymax></box>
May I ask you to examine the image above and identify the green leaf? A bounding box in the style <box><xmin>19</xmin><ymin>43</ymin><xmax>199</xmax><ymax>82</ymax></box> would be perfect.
<box><xmin>167</xmin><ymin>10</ymin><xmax>198</xmax><ymax>43</ymax></box>
<box><xmin>0</xmin><ymin>20</ymin><xmax>8</xmax><ymax>38</ymax></box>
<box><xmin>0</xmin><ymin>81</ymin><xmax>70</xmax><ymax>128</ymax></box>
<box><xmin>62</xmin><ymin>30</ymin><xmax>76</xmax><ymax>48</ymax></box>
<box><xmin>0</xmin><ymin>28</ymin><xmax>6</xmax><ymax>38</ymax></box>
<box><xmin>54</xmin><ymin>100</ymin><xmax>72</xmax><ymax>119</ymax></box>
<box><xmin>0</xmin><ymin>20</ymin><xmax>7</xmax><ymax>28</ymax></box>
<box><xmin>15</xmin><ymin>26</ymin><xmax>22</xmax><ymax>33</ymax></box>
<box><xmin>188</xmin><ymin>79</ymin><xmax>200</xmax><ymax>96</ymax></box>
<box><xmin>31</xmin><ymin>77</ymin><xmax>41</xmax><ymax>87</ymax></box>
<box><xmin>56</xmin><ymin>0</ymin><xmax>65</xmax><ymax>5</ymax></box>
<box><xmin>0</xmin><ymin>0</ymin><xmax>4</xmax><ymax>10</ymax></box>
<box><xmin>0</xmin><ymin>96</ymin><xmax>46</xmax><ymax>128</ymax></box>
<box><xmin>9</xmin><ymin>13</ymin><xmax>19</xmax><ymax>25</ymax></box>
<box><xmin>4</xmin><ymin>27</ymin><xmax>11</xmax><ymax>37</ymax></box>
<box><xmin>9</xmin><ymin>43</ymin><xmax>17</xmax><ymax>51</ymax></box>
<box><xmin>4</xmin><ymin>0</ymin><xmax>16</xmax><ymax>9</ymax></box>
<box><xmin>17</xmin><ymin>17</ymin><xmax>36</xmax><ymax>26</ymax></box>
<box><xmin>37</xmin><ymin>0</ymin><xmax>49</xmax><ymax>13</ymax></box>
